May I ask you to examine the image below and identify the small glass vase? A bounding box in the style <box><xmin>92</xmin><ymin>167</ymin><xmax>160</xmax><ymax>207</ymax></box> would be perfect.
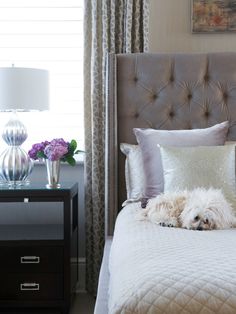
<box><xmin>45</xmin><ymin>159</ymin><xmax>61</xmax><ymax>188</ymax></box>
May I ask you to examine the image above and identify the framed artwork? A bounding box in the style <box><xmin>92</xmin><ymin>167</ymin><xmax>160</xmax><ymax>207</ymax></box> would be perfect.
<box><xmin>192</xmin><ymin>0</ymin><xmax>236</xmax><ymax>33</ymax></box>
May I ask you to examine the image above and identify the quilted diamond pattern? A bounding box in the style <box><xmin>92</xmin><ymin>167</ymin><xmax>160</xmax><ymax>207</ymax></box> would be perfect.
<box><xmin>108</xmin><ymin>204</ymin><xmax>236</xmax><ymax>314</ymax></box>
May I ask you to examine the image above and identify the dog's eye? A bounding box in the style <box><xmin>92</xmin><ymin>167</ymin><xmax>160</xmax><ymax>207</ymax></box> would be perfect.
<box><xmin>194</xmin><ymin>215</ymin><xmax>199</xmax><ymax>221</ymax></box>
<box><xmin>205</xmin><ymin>218</ymin><xmax>209</xmax><ymax>224</ymax></box>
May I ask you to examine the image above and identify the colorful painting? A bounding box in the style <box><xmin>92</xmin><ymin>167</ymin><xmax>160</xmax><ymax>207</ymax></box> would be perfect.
<box><xmin>192</xmin><ymin>0</ymin><xmax>236</xmax><ymax>33</ymax></box>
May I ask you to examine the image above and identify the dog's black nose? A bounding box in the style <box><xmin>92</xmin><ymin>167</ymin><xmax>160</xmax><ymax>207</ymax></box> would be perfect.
<box><xmin>197</xmin><ymin>226</ymin><xmax>203</xmax><ymax>231</ymax></box>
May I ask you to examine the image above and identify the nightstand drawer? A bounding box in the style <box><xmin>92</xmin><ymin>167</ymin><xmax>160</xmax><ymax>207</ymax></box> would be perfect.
<box><xmin>0</xmin><ymin>273</ymin><xmax>63</xmax><ymax>300</ymax></box>
<box><xmin>0</xmin><ymin>246</ymin><xmax>63</xmax><ymax>273</ymax></box>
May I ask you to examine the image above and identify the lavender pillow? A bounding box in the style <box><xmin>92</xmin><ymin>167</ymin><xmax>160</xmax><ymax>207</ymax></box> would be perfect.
<box><xmin>134</xmin><ymin>121</ymin><xmax>229</xmax><ymax>199</ymax></box>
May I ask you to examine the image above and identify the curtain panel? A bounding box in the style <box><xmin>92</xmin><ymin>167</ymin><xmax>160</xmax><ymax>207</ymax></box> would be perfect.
<box><xmin>84</xmin><ymin>0</ymin><xmax>149</xmax><ymax>295</ymax></box>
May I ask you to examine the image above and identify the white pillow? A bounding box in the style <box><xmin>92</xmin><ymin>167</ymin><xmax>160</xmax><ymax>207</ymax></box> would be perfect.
<box><xmin>120</xmin><ymin>143</ymin><xmax>145</xmax><ymax>206</ymax></box>
<box><xmin>160</xmin><ymin>144</ymin><xmax>236</xmax><ymax>210</ymax></box>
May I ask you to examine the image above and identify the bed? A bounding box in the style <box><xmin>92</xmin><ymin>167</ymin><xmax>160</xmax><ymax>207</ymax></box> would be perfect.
<box><xmin>94</xmin><ymin>52</ymin><xmax>236</xmax><ymax>314</ymax></box>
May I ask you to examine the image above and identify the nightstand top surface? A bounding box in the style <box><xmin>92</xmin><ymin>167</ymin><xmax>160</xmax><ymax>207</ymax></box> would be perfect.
<box><xmin>0</xmin><ymin>181</ymin><xmax>78</xmax><ymax>198</ymax></box>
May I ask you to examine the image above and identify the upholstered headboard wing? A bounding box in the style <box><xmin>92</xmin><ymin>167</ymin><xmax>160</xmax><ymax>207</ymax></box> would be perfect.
<box><xmin>105</xmin><ymin>52</ymin><xmax>236</xmax><ymax>235</ymax></box>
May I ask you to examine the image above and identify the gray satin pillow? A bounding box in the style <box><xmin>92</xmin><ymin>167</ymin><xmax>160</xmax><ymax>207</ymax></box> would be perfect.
<box><xmin>134</xmin><ymin>121</ymin><xmax>229</xmax><ymax>198</ymax></box>
<box><xmin>160</xmin><ymin>145</ymin><xmax>236</xmax><ymax>209</ymax></box>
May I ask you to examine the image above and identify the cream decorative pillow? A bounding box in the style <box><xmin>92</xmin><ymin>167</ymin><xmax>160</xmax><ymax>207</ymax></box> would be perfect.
<box><xmin>120</xmin><ymin>143</ymin><xmax>145</xmax><ymax>206</ymax></box>
<box><xmin>160</xmin><ymin>145</ymin><xmax>236</xmax><ymax>209</ymax></box>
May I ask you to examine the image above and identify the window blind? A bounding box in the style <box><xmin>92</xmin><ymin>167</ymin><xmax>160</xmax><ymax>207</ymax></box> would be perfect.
<box><xmin>0</xmin><ymin>0</ymin><xmax>84</xmax><ymax>151</ymax></box>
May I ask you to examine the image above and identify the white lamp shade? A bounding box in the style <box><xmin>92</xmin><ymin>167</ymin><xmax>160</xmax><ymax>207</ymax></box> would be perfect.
<box><xmin>0</xmin><ymin>67</ymin><xmax>49</xmax><ymax>111</ymax></box>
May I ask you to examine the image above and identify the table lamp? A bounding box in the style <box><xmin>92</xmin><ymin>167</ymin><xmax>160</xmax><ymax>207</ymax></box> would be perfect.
<box><xmin>0</xmin><ymin>67</ymin><xmax>49</xmax><ymax>186</ymax></box>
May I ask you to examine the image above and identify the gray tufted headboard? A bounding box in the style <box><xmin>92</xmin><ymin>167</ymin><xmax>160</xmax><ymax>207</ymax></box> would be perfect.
<box><xmin>105</xmin><ymin>52</ymin><xmax>236</xmax><ymax>236</ymax></box>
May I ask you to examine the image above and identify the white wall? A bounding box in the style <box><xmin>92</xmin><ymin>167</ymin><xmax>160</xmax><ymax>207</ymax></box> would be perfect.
<box><xmin>149</xmin><ymin>0</ymin><xmax>236</xmax><ymax>53</ymax></box>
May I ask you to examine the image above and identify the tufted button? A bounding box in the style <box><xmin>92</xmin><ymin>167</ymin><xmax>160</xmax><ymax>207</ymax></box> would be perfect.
<box><xmin>204</xmin><ymin>111</ymin><xmax>210</xmax><ymax>117</ymax></box>
<box><xmin>169</xmin><ymin>75</ymin><xmax>174</xmax><ymax>82</ymax></box>
<box><xmin>134</xmin><ymin>112</ymin><xmax>139</xmax><ymax>118</ymax></box>
<box><xmin>204</xmin><ymin>74</ymin><xmax>209</xmax><ymax>82</ymax></box>
<box><xmin>152</xmin><ymin>93</ymin><xmax>158</xmax><ymax>100</ymax></box>
<box><xmin>169</xmin><ymin>111</ymin><xmax>174</xmax><ymax>118</ymax></box>
<box><xmin>188</xmin><ymin>94</ymin><xmax>192</xmax><ymax>100</ymax></box>
<box><xmin>134</xmin><ymin>77</ymin><xmax>138</xmax><ymax>82</ymax></box>
<box><xmin>223</xmin><ymin>92</ymin><xmax>228</xmax><ymax>100</ymax></box>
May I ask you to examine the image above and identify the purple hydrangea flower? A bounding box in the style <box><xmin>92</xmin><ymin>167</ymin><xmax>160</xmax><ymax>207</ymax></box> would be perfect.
<box><xmin>44</xmin><ymin>138</ymin><xmax>69</xmax><ymax>161</ymax></box>
<box><xmin>50</xmin><ymin>138</ymin><xmax>68</xmax><ymax>147</ymax></box>
<box><xmin>28</xmin><ymin>138</ymin><xmax>79</xmax><ymax>165</ymax></box>
<box><xmin>28</xmin><ymin>141</ymin><xmax>50</xmax><ymax>160</ymax></box>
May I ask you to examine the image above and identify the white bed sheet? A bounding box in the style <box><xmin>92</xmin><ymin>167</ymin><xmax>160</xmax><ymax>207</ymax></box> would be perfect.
<box><xmin>108</xmin><ymin>203</ymin><xmax>236</xmax><ymax>314</ymax></box>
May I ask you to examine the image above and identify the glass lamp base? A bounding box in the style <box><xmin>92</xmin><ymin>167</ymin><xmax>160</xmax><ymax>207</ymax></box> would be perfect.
<box><xmin>0</xmin><ymin>112</ymin><xmax>33</xmax><ymax>186</ymax></box>
<box><xmin>0</xmin><ymin>147</ymin><xmax>33</xmax><ymax>185</ymax></box>
<box><xmin>2</xmin><ymin>179</ymin><xmax>31</xmax><ymax>187</ymax></box>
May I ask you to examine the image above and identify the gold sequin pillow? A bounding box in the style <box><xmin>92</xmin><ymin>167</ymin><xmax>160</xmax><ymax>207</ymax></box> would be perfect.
<box><xmin>160</xmin><ymin>145</ymin><xmax>236</xmax><ymax>209</ymax></box>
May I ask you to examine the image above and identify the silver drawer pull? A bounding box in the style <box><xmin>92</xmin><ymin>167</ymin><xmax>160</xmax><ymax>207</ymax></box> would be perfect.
<box><xmin>20</xmin><ymin>283</ymin><xmax>40</xmax><ymax>291</ymax></box>
<box><xmin>20</xmin><ymin>256</ymin><xmax>40</xmax><ymax>264</ymax></box>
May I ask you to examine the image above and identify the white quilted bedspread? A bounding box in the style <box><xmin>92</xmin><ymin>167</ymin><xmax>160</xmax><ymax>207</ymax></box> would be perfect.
<box><xmin>108</xmin><ymin>203</ymin><xmax>236</xmax><ymax>314</ymax></box>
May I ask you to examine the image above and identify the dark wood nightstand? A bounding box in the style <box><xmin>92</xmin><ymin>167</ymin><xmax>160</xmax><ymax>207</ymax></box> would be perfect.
<box><xmin>0</xmin><ymin>181</ymin><xmax>78</xmax><ymax>314</ymax></box>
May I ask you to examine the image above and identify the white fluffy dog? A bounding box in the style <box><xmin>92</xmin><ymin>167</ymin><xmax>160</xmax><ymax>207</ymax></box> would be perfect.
<box><xmin>140</xmin><ymin>188</ymin><xmax>236</xmax><ymax>230</ymax></box>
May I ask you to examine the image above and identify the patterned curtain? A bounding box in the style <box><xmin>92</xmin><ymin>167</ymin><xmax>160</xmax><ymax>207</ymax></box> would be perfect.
<box><xmin>84</xmin><ymin>0</ymin><xmax>149</xmax><ymax>295</ymax></box>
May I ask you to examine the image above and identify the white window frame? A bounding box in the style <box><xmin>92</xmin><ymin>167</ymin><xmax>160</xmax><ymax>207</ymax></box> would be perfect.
<box><xmin>0</xmin><ymin>0</ymin><xmax>84</xmax><ymax>154</ymax></box>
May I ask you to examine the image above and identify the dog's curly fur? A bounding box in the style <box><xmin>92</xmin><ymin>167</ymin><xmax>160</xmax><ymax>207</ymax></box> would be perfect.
<box><xmin>139</xmin><ymin>188</ymin><xmax>236</xmax><ymax>230</ymax></box>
